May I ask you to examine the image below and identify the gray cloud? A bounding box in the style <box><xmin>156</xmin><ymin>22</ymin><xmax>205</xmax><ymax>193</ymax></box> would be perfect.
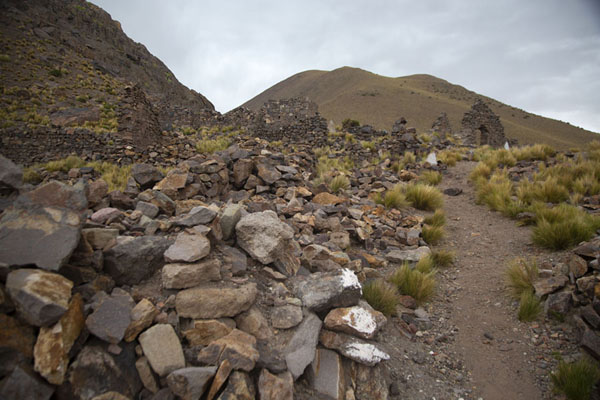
<box><xmin>92</xmin><ymin>0</ymin><xmax>600</xmax><ymax>133</ymax></box>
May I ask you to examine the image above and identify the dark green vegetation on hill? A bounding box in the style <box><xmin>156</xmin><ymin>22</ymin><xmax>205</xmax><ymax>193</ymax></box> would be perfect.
<box><xmin>242</xmin><ymin>67</ymin><xmax>598</xmax><ymax>150</ymax></box>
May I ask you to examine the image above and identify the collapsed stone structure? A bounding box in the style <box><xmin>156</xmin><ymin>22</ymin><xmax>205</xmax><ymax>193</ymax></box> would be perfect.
<box><xmin>459</xmin><ymin>100</ymin><xmax>506</xmax><ymax>147</ymax></box>
<box><xmin>430</xmin><ymin>112</ymin><xmax>452</xmax><ymax>138</ymax></box>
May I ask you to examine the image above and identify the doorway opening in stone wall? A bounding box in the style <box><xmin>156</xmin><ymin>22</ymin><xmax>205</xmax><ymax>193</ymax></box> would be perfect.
<box><xmin>477</xmin><ymin>125</ymin><xmax>489</xmax><ymax>146</ymax></box>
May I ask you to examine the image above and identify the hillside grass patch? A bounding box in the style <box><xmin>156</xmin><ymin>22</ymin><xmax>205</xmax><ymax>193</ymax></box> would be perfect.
<box><xmin>388</xmin><ymin>263</ymin><xmax>436</xmax><ymax>305</ymax></box>
<box><xmin>362</xmin><ymin>279</ymin><xmax>400</xmax><ymax>316</ymax></box>
<box><xmin>404</xmin><ymin>183</ymin><xmax>443</xmax><ymax>211</ymax></box>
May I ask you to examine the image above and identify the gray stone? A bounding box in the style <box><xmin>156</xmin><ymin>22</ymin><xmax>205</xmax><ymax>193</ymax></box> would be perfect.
<box><xmin>257</xmin><ymin>369</ymin><xmax>293</xmax><ymax>400</ymax></box>
<box><xmin>136</xmin><ymin>356</ymin><xmax>160</xmax><ymax>394</ymax></box>
<box><xmin>67</xmin><ymin>340</ymin><xmax>142</xmax><ymax>400</ymax></box>
<box><xmin>235</xmin><ymin>306</ymin><xmax>272</xmax><ymax>340</ymax></box>
<box><xmin>174</xmin><ymin>206</ymin><xmax>217</xmax><ymax>227</ymax></box>
<box><xmin>82</xmin><ymin>228</ymin><xmax>119</xmax><ymax>250</ymax></box>
<box><xmin>257</xmin><ymin>163</ymin><xmax>282</xmax><ymax>184</ymax></box>
<box><xmin>329</xmin><ymin>231</ymin><xmax>350</xmax><ymax>250</ymax></box>
<box><xmin>164</xmin><ymin>231</ymin><xmax>210</xmax><ymax>263</ymax></box>
<box><xmin>236</xmin><ymin>210</ymin><xmax>300</xmax><ymax>275</ymax></box>
<box><xmin>308</xmin><ymin>348</ymin><xmax>344</xmax><ymax>400</ymax></box>
<box><xmin>221</xmin><ymin>245</ymin><xmax>248</xmax><ymax>276</ymax></box>
<box><xmin>136</xmin><ymin>201</ymin><xmax>160</xmax><ymax>218</ymax></box>
<box><xmin>533</xmin><ymin>275</ymin><xmax>569</xmax><ymax>297</ymax></box>
<box><xmin>86</xmin><ymin>294</ymin><xmax>133</xmax><ymax>344</ymax></box>
<box><xmin>104</xmin><ymin>235</ymin><xmax>172</xmax><ymax>285</ymax></box>
<box><xmin>6</xmin><ymin>269</ymin><xmax>73</xmax><ymax>326</ymax></box>
<box><xmin>197</xmin><ymin>329</ymin><xmax>259</xmax><ymax>372</ymax></box>
<box><xmin>272</xmin><ymin>304</ymin><xmax>303</xmax><ymax>329</ymax></box>
<box><xmin>220</xmin><ymin>204</ymin><xmax>243</xmax><ymax>241</ymax></box>
<box><xmin>0</xmin><ymin>206</ymin><xmax>81</xmax><ymax>271</ymax></box>
<box><xmin>581</xmin><ymin>306</ymin><xmax>600</xmax><ymax>329</ymax></box>
<box><xmin>353</xmin><ymin>361</ymin><xmax>389</xmax><ymax>400</ymax></box>
<box><xmin>139</xmin><ymin>324</ymin><xmax>186</xmax><ymax>376</ymax></box>
<box><xmin>324</xmin><ymin>304</ymin><xmax>386</xmax><ymax>340</ymax></box>
<box><xmin>233</xmin><ymin>159</ymin><xmax>254</xmax><ymax>187</ymax></box>
<box><xmin>176</xmin><ymin>283</ymin><xmax>257</xmax><ymax>319</ymax></box>
<box><xmin>16</xmin><ymin>180</ymin><xmax>88</xmax><ymax>211</ymax></box>
<box><xmin>385</xmin><ymin>246</ymin><xmax>431</xmax><ymax>264</ymax></box>
<box><xmin>0</xmin><ymin>154</ymin><xmax>22</xmax><ymax>190</ymax></box>
<box><xmin>319</xmin><ymin>330</ymin><xmax>390</xmax><ymax>366</ymax></box>
<box><xmin>0</xmin><ymin>365</ymin><xmax>53</xmax><ymax>400</ymax></box>
<box><xmin>216</xmin><ymin>370</ymin><xmax>255</xmax><ymax>400</ymax></box>
<box><xmin>167</xmin><ymin>367</ymin><xmax>217</xmax><ymax>400</ymax></box>
<box><xmin>162</xmin><ymin>259</ymin><xmax>221</xmax><ymax>289</ymax></box>
<box><xmin>138</xmin><ymin>189</ymin><xmax>176</xmax><ymax>216</ymax></box>
<box><xmin>91</xmin><ymin>207</ymin><xmax>122</xmax><ymax>224</ymax></box>
<box><xmin>285</xmin><ymin>312</ymin><xmax>322</xmax><ymax>380</ymax></box>
<box><xmin>581</xmin><ymin>329</ymin><xmax>600</xmax><ymax>360</ymax></box>
<box><xmin>131</xmin><ymin>164</ymin><xmax>164</xmax><ymax>190</ymax></box>
<box><xmin>293</xmin><ymin>268</ymin><xmax>362</xmax><ymax>312</ymax></box>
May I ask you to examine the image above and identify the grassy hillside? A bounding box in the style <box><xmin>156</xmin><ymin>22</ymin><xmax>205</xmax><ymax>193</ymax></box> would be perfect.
<box><xmin>242</xmin><ymin>67</ymin><xmax>598</xmax><ymax>150</ymax></box>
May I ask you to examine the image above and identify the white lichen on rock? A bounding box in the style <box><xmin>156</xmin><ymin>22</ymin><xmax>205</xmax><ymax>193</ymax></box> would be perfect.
<box><xmin>344</xmin><ymin>342</ymin><xmax>390</xmax><ymax>365</ymax></box>
<box><xmin>341</xmin><ymin>307</ymin><xmax>377</xmax><ymax>336</ymax></box>
<box><xmin>340</xmin><ymin>268</ymin><xmax>361</xmax><ymax>293</ymax></box>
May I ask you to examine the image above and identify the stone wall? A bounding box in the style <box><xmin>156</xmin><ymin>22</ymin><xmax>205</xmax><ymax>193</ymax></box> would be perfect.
<box><xmin>430</xmin><ymin>112</ymin><xmax>452</xmax><ymax>138</ymax></box>
<box><xmin>459</xmin><ymin>100</ymin><xmax>506</xmax><ymax>147</ymax></box>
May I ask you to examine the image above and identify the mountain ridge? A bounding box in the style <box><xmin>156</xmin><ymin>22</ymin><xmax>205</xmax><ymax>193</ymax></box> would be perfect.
<box><xmin>242</xmin><ymin>66</ymin><xmax>598</xmax><ymax>150</ymax></box>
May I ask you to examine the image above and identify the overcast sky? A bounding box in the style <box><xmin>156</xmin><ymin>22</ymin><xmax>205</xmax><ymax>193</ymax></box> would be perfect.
<box><xmin>92</xmin><ymin>0</ymin><xmax>600</xmax><ymax>133</ymax></box>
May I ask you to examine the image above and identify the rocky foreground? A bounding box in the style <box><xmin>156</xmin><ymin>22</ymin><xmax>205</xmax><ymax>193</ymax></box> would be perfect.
<box><xmin>0</xmin><ymin>134</ymin><xmax>447</xmax><ymax>400</ymax></box>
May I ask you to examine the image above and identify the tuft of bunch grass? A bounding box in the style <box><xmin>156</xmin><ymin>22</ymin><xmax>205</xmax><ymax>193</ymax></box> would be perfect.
<box><xmin>362</xmin><ymin>279</ymin><xmax>400</xmax><ymax>316</ymax></box>
<box><xmin>469</xmin><ymin>162</ymin><xmax>492</xmax><ymax>183</ymax></box>
<box><xmin>506</xmin><ymin>257</ymin><xmax>539</xmax><ymax>299</ymax></box>
<box><xmin>424</xmin><ymin>209</ymin><xmax>446</xmax><ymax>227</ymax></box>
<box><xmin>329</xmin><ymin>175</ymin><xmax>350</xmax><ymax>194</ymax></box>
<box><xmin>431</xmin><ymin>249</ymin><xmax>455</xmax><ymax>268</ymax></box>
<box><xmin>518</xmin><ymin>290</ymin><xmax>542</xmax><ymax>322</ymax></box>
<box><xmin>517</xmin><ymin>176</ymin><xmax>569</xmax><ymax>204</ymax></box>
<box><xmin>415</xmin><ymin>255</ymin><xmax>435</xmax><ymax>274</ymax></box>
<box><xmin>551</xmin><ymin>358</ymin><xmax>600</xmax><ymax>400</ymax></box>
<box><xmin>419</xmin><ymin>170</ymin><xmax>442</xmax><ymax>186</ymax></box>
<box><xmin>438</xmin><ymin>149</ymin><xmax>462</xmax><ymax>166</ymax></box>
<box><xmin>376</xmin><ymin>185</ymin><xmax>408</xmax><ymax>209</ymax></box>
<box><xmin>512</xmin><ymin>144</ymin><xmax>556</xmax><ymax>161</ymax></box>
<box><xmin>532</xmin><ymin>217</ymin><xmax>599</xmax><ymax>250</ymax></box>
<box><xmin>404</xmin><ymin>183</ymin><xmax>443</xmax><ymax>211</ymax></box>
<box><xmin>421</xmin><ymin>225</ymin><xmax>444</xmax><ymax>245</ymax></box>
<box><xmin>388</xmin><ymin>263</ymin><xmax>436</xmax><ymax>305</ymax></box>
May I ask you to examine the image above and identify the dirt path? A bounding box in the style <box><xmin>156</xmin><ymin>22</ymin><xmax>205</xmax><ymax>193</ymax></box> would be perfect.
<box><xmin>439</xmin><ymin>161</ymin><xmax>544</xmax><ymax>400</ymax></box>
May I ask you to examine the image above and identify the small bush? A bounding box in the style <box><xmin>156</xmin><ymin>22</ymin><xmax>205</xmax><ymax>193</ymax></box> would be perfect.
<box><xmin>551</xmin><ymin>358</ymin><xmax>600</xmax><ymax>400</ymax></box>
<box><xmin>362</xmin><ymin>279</ymin><xmax>400</xmax><ymax>316</ymax></box>
<box><xmin>424</xmin><ymin>209</ymin><xmax>446</xmax><ymax>227</ymax></box>
<box><xmin>390</xmin><ymin>160</ymin><xmax>405</xmax><ymax>173</ymax></box>
<box><xmin>22</xmin><ymin>168</ymin><xmax>42</xmax><ymax>184</ymax></box>
<box><xmin>431</xmin><ymin>249</ymin><xmax>455</xmax><ymax>268</ymax></box>
<box><xmin>419</xmin><ymin>170</ymin><xmax>442</xmax><ymax>185</ymax></box>
<box><xmin>512</xmin><ymin>144</ymin><xmax>556</xmax><ymax>161</ymax></box>
<box><xmin>438</xmin><ymin>149</ymin><xmax>462</xmax><ymax>166</ymax></box>
<box><xmin>422</xmin><ymin>225</ymin><xmax>444</xmax><ymax>245</ymax></box>
<box><xmin>329</xmin><ymin>175</ymin><xmax>350</xmax><ymax>194</ymax></box>
<box><xmin>532</xmin><ymin>216</ymin><xmax>600</xmax><ymax>250</ymax></box>
<box><xmin>506</xmin><ymin>258</ymin><xmax>539</xmax><ymax>299</ymax></box>
<box><xmin>377</xmin><ymin>185</ymin><xmax>408</xmax><ymax>209</ymax></box>
<box><xmin>87</xmin><ymin>161</ymin><xmax>132</xmax><ymax>191</ymax></box>
<box><xmin>415</xmin><ymin>255</ymin><xmax>435</xmax><ymax>274</ymax></box>
<box><xmin>196</xmin><ymin>137</ymin><xmax>231</xmax><ymax>154</ymax></box>
<box><xmin>405</xmin><ymin>183</ymin><xmax>443</xmax><ymax>211</ymax></box>
<box><xmin>388</xmin><ymin>263</ymin><xmax>436</xmax><ymax>305</ymax></box>
<box><xmin>518</xmin><ymin>290</ymin><xmax>542</xmax><ymax>322</ymax></box>
<box><xmin>361</xmin><ymin>141</ymin><xmax>376</xmax><ymax>151</ymax></box>
<box><xmin>403</xmin><ymin>151</ymin><xmax>416</xmax><ymax>164</ymax></box>
<box><xmin>517</xmin><ymin>176</ymin><xmax>569</xmax><ymax>204</ymax></box>
<box><xmin>469</xmin><ymin>162</ymin><xmax>492</xmax><ymax>183</ymax></box>
<box><xmin>44</xmin><ymin>155</ymin><xmax>86</xmax><ymax>172</ymax></box>
<box><xmin>342</xmin><ymin>118</ymin><xmax>360</xmax><ymax>130</ymax></box>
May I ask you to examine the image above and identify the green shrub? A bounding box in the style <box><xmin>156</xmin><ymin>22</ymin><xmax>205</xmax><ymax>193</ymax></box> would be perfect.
<box><xmin>362</xmin><ymin>279</ymin><xmax>400</xmax><ymax>317</ymax></box>
<box><xmin>422</xmin><ymin>225</ymin><xmax>444</xmax><ymax>245</ymax></box>
<box><xmin>342</xmin><ymin>118</ymin><xmax>360</xmax><ymax>130</ymax></box>
<box><xmin>415</xmin><ymin>255</ymin><xmax>435</xmax><ymax>274</ymax></box>
<box><xmin>361</xmin><ymin>141</ymin><xmax>376</xmax><ymax>151</ymax></box>
<box><xmin>551</xmin><ymin>358</ymin><xmax>600</xmax><ymax>400</ymax></box>
<box><xmin>431</xmin><ymin>249</ymin><xmax>455</xmax><ymax>268</ymax></box>
<box><xmin>329</xmin><ymin>175</ymin><xmax>350</xmax><ymax>194</ymax></box>
<box><xmin>424</xmin><ymin>209</ymin><xmax>446</xmax><ymax>227</ymax></box>
<box><xmin>44</xmin><ymin>155</ymin><xmax>86</xmax><ymax>172</ymax></box>
<box><xmin>532</xmin><ymin>215</ymin><xmax>600</xmax><ymax>250</ymax></box>
<box><xmin>419</xmin><ymin>170</ymin><xmax>442</xmax><ymax>185</ymax></box>
<box><xmin>405</xmin><ymin>183</ymin><xmax>443</xmax><ymax>211</ymax></box>
<box><xmin>518</xmin><ymin>290</ymin><xmax>542</xmax><ymax>322</ymax></box>
<box><xmin>506</xmin><ymin>257</ymin><xmax>539</xmax><ymax>299</ymax></box>
<box><xmin>388</xmin><ymin>263</ymin><xmax>436</xmax><ymax>305</ymax></box>
<box><xmin>196</xmin><ymin>137</ymin><xmax>231</xmax><ymax>154</ymax></box>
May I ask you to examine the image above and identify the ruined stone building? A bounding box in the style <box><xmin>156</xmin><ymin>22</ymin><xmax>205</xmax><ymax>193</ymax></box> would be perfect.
<box><xmin>430</xmin><ymin>112</ymin><xmax>452</xmax><ymax>138</ymax></box>
<box><xmin>459</xmin><ymin>100</ymin><xmax>506</xmax><ymax>147</ymax></box>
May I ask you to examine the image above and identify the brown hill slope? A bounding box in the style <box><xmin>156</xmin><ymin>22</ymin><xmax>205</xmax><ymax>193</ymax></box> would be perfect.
<box><xmin>0</xmin><ymin>0</ymin><xmax>213</xmax><ymax>135</ymax></box>
<box><xmin>242</xmin><ymin>67</ymin><xmax>598</xmax><ymax>150</ymax></box>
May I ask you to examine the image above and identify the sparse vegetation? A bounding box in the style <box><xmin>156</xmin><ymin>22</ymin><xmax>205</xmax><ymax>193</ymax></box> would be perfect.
<box><xmin>388</xmin><ymin>263</ymin><xmax>436</xmax><ymax>305</ymax></box>
<box><xmin>551</xmin><ymin>358</ymin><xmax>600</xmax><ymax>400</ymax></box>
<box><xmin>506</xmin><ymin>257</ymin><xmax>539</xmax><ymax>299</ymax></box>
<box><xmin>415</xmin><ymin>255</ymin><xmax>435</xmax><ymax>274</ymax></box>
<box><xmin>329</xmin><ymin>175</ymin><xmax>350</xmax><ymax>194</ymax></box>
<box><xmin>518</xmin><ymin>290</ymin><xmax>542</xmax><ymax>322</ymax></box>
<box><xmin>421</xmin><ymin>225</ymin><xmax>444</xmax><ymax>245</ymax></box>
<box><xmin>424</xmin><ymin>209</ymin><xmax>446</xmax><ymax>227</ymax></box>
<box><xmin>362</xmin><ymin>279</ymin><xmax>400</xmax><ymax>316</ymax></box>
<box><xmin>430</xmin><ymin>249</ymin><xmax>455</xmax><ymax>268</ymax></box>
<box><xmin>438</xmin><ymin>148</ymin><xmax>463</xmax><ymax>166</ymax></box>
<box><xmin>374</xmin><ymin>185</ymin><xmax>408</xmax><ymax>210</ymax></box>
<box><xmin>405</xmin><ymin>183</ymin><xmax>443</xmax><ymax>211</ymax></box>
<box><xmin>196</xmin><ymin>137</ymin><xmax>231</xmax><ymax>154</ymax></box>
<box><xmin>342</xmin><ymin>118</ymin><xmax>360</xmax><ymax>130</ymax></box>
<box><xmin>419</xmin><ymin>170</ymin><xmax>442</xmax><ymax>185</ymax></box>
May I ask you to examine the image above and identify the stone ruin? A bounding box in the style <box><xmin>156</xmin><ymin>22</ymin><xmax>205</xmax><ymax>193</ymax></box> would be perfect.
<box><xmin>459</xmin><ymin>100</ymin><xmax>506</xmax><ymax>147</ymax></box>
<box><xmin>430</xmin><ymin>112</ymin><xmax>452</xmax><ymax>139</ymax></box>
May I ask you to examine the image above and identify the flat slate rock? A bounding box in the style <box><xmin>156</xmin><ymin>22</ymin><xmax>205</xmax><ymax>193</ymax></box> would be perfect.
<box><xmin>0</xmin><ymin>206</ymin><xmax>81</xmax><ymax>271</ymax></box>
<box><xmin>285</xmin><ymin>312</ymin><xmax>322</xmax><ymax>380</ymax></box>
<box><xmin>139</xmin><ymin>324</ymin><xmax>186</xmax><ymax>377</ymax></box>
<box><xmin>292</xmin><ymin>268</ymin><xmax>362</xmax><ymax>312</ymax></box>
<box><xmin>319</xmin><ymin>329</ymin><xmax>390</xmax><ymax>367</ymax></box>
<box><xmin>176</xmin><ymin>283</ymin><xmax>257</xmax><ymax>319</ymax></box>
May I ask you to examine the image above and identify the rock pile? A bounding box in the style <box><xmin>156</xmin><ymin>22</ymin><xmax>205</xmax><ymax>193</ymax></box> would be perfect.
<box><xmin>0</xmin><ymin>144</ymin><xmax>438</xmax><ymax>399</ymax></box>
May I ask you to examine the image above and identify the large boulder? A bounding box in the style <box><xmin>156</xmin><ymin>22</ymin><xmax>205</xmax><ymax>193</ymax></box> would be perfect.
<box><xmin>6</xmin><ymin>269</ymin><xmax>73</xmax><ymax>327</ymax></box>
<box><xmin>16</xmin><ymin>180</ymin><xmax>88</xmax><ymax>211</ymax></box>
<box><xmin>235</xmin><ymin>211</ymin><xmax>300</xmax><ymax>275</ymax></box>
<box><xmin>131</xmin><ymin>164</ymin><xmax>164</xmax><ymax>190</ymax></box>
<box><xmin>292</xmin><ymin>269</ymin><xmax>362</xmax><ymax>312</ymax></box>
<box><xmin>0</xmin><ymin>206</ymin><xmax>81</xmax><ymax>271</ymax></box>
<box><xmin>104</xmin><ymin>236</ymin><xmax>172</xmax><ymax>285</ymax></box>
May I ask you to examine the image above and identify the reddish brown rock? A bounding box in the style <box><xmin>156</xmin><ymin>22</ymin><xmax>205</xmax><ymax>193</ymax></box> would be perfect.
<box><xmin>197</xmin><ymin>329</ymin><xmax>259</xmax><ymax>372</ymax></box>
<box><xmin>183</xmin><ymin>319</ymin><xmax>233</xmax><ymax>346</ymax></box>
